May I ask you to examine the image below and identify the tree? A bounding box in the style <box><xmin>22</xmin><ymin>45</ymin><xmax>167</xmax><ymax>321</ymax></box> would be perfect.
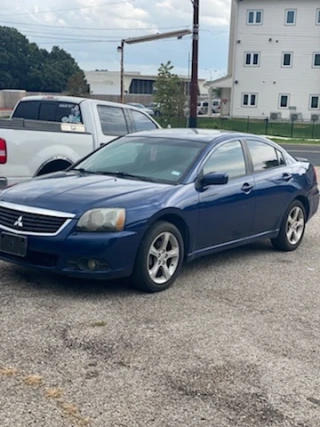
<box><xmin>154</xmin><ymin>61</ymin><xmax>186</xmax><ymax>119</ymax></box>
<box><xmin>213</xmin><ymin>87</ymin><xmax>222</xmax><ymax>98</ymax></box>
<box><xmin>66</xmin><ymin>72</ymin><xmax>89</xmax><ymax>96</ymax></box>
<box><xmin>0</xmin><ymin>26</ymin><xmax>87</xmax><ymax>93</ymax></box>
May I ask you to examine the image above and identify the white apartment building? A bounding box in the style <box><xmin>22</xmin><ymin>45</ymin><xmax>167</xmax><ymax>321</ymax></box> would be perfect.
<box><xmin>207</xmin><ymin>0</ymin><xmax>320</xmax><ymax>121</ymax></box>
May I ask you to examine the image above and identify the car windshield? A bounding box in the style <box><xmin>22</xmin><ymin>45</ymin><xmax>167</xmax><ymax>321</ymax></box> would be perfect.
<box><xmin>73</xmin><ymin>136</ymin><xmax>205</xmax><ymax>184</ymax></box>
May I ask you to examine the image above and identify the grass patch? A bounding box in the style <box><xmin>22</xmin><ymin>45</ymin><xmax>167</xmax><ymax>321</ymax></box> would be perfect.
<box><xmin>198</xmin><ymin>117</ymin><xmax>320</xmax><ymax>140</ymax></box>
<box><xmin>46</xmin><ymin>388</ymin><xmax>63</xmax><ymax>399</ymax></box>
<box><xmin>271</xmin><ymin>138</ymin><xmax>320</xmax><ymax>145</ymax></box>
<box><xmin>23</xmin><ymin>374</ymin><xmax>43</xmax><ymax>387</ymax></box>
<box><xmin>91</xmin><ymin>321</ymin><xmax>107</xmax><ymax>327</ymax></box>
<box><xmin>0</xmin><ymin>367</ymin><xmax>18</xmax><ymax>376</ymax></box>
<box><xmin>158</xmin><ymin>115</ymin><xmax>320</xmax><ymax>140</ymax></box>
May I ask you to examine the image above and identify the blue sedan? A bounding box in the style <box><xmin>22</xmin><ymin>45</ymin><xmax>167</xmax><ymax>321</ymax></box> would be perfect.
<box><xmin>0</xmin><ymin>129</ymin><xmax>318</xmax><ymax>292</ymax></box>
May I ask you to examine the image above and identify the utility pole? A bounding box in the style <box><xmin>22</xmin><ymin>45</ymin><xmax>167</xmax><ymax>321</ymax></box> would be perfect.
<box><xmin>119</xmin><ymin>40</ymin><xmax>125</xmax><ymax>103</ymax></box>
<box><xmin>188</xmin><ymin>0</ymin><xmax>199</xmax><ymax>128</ymax></box>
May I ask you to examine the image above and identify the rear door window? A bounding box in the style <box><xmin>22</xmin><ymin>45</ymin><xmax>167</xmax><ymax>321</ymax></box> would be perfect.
<box><xmin>247</xmin><ymin>139</ymin><xmax>281</xmax><ymax>171</ymax></box>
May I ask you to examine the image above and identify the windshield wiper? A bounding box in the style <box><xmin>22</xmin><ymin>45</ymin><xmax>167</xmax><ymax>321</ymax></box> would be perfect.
<box><xmin>97</xmin><ymin>171</ymin><xmax>157</xmax><ymax>182</ymax></box>
<box><xmin>71</xmin><ymin>167</ymin><xmax>98</xmax><ymax>174</ymax></box>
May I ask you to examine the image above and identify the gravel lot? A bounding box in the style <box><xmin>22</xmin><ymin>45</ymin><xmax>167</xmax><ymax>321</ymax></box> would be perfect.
<box><xmin>1</xmin><ymin>186</ymin><xmax>320</xmax><ymax>426</ymax></box>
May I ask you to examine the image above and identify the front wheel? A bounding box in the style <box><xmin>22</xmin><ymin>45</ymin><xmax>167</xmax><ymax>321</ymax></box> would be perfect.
<box><xmin>132</xmin><ymin>221</ymin><xmax>184</xmax><ymax>292</ymax></box>
<box><xmin>271</xmin><ymin>200</ymin><xmax>306</xmax><ymax>251</ymax></box>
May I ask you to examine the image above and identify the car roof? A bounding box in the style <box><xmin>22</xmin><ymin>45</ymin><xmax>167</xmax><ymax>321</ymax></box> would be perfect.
<box><xmin>123</xmin><ymin>128</ymin><xmax>284</xmax><ymax>148</ymax></box>
<box><xmin>123</xmin><ymin>128</ymin><xmax>252</xmax><ymax>143</ymax></box>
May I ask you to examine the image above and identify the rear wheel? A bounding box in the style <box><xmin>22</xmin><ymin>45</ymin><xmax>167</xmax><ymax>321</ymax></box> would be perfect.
<box><xmin>132</xmin><ymin>221</ymin><xmax>184</xmax><ymax>292</ymax></box>
<box><xmin>271</xmin><ymin>200</ymin><xmax>306</xmax><ymax>251</ymax></box>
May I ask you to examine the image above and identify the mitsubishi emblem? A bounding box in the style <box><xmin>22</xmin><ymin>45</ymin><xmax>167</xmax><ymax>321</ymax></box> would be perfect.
<box><xmin>14</xmin><ymin>216</ymin><xmax>23</xmax><ymax>228</ymax></box>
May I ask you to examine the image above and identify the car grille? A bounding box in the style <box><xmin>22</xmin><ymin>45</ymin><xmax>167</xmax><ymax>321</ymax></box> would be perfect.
<box><xmin>0</xmin><ymin>206</ymin><xmax>68</xmax><ymax>234</ymax></box>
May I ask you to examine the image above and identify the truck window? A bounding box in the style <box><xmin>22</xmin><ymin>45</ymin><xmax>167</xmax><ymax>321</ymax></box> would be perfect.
<box><xmin>12</xmin><ymin>101</ymin><xmax>40</xmax><ymax>120</ymax></box>
<box><xmin>131</xmin><ymin>109</ymin><xmax>157</xmax><ymax>132</ymax></box>
<box><xmin>56</xmin><ymin>103</ymin><xmax>82</xmax><ymax>124</ymax></box>
<box><xmin>97</xmin><ymin>105</ymin><xmax>128</xmax><ymax>136</ymax></box>
<box><xmin>13</xmin><ymin>100</ymin><xmax>83</xmax><ymax>123</ymax></box>
<box><xmin>39</xmin><ymin>102</ymin><xmax>57</xmax><ymax>121</ymax></box>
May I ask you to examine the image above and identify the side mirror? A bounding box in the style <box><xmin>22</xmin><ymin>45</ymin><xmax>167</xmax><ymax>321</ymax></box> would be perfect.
<box><xmin>202</xmin><ymin>172</ymin><xmax>229</xmax><ymax>186</ymax></box>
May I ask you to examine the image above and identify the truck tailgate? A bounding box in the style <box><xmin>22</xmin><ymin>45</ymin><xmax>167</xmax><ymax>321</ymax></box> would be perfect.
<box><xmin>0</xmin><ymin>127</ymin><xmax>94</xmax><ymax>187</ymax></box>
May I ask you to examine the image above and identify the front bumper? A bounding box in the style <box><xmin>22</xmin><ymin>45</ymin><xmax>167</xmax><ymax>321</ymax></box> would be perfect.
<box><xmin>0</xmin><ymin>225</ymin><xmax>143</xmax><ymax>280</ymax></box>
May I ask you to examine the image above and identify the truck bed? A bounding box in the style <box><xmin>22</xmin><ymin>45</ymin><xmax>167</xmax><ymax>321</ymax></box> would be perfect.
<box><xmin>0</xmin><ymin>118</ymin><xmax>88</xmax><ymax>134</ymax></box>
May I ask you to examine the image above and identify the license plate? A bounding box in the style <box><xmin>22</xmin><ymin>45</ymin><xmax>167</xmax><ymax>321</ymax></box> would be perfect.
<box><xmin>0</xmin><ymin>232</ymin><xmax>27</xmax><ymax>257</ymax></box>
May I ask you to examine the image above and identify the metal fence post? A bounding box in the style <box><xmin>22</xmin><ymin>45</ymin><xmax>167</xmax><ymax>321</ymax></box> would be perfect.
<box><xmin>246</xmin><ymin>116</ymin><xmax>250</xmax><ymax>132</ymax></box>
<box><xmin>265</xmin><ymin>117</ymin><xmax>269</xmax><ymax>135</ymax></box>
<box><xmin>290</xmin><ymin>118</ymin><xmax>294</xmax><ymax>138</ymax></box>
<box><xmin>312</xmin><ymin>119</ymin><xmax>315</xmax><ymax>139</ymax></box>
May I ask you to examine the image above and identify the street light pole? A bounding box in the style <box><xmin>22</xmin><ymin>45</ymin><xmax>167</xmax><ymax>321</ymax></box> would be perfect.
<box><xmin>189</xmin><ymin>0</ymin><xmax>199</xmax><ymax>128</ymax></box>
<box><xmin>117</xmin><ymin>29</ymin><xmax>192</xmax><ymax>104</ymax></box>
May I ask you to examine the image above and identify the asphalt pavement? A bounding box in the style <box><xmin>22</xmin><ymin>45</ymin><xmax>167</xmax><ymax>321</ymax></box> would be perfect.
<box><xmin>1</xmin><ymin>204</ymin><xmax>320</xmax><ymax>426</ymax></box>
<box><xmin>280</xmin><ymin>143</ymin><xmax>320</xmax><ymax>166</ymax></box>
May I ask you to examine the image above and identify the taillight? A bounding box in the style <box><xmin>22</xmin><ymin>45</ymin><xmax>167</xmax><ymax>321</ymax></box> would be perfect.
<box><xmin>313</xmin><ymin>165</ymin><xmax>318</xmax><ymax>182</ymax></box>
<box><xmin>0</xmin><ymin>138</ymin><xmax>7</xmax><ymax>164</ymax></box>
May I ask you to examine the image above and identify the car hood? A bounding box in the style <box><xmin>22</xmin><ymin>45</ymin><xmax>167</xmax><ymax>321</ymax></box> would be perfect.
<box><xmin>0</xmin><ymin>171</ymin><xmax>173</xmax><ymax>217</ymax></box>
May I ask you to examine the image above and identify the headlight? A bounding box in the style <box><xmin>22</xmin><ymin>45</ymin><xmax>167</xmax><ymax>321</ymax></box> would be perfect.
<box><xmin>76</xmin><ymin>208</ymin><xmax>126</xmax><ymax>232</ymax></box>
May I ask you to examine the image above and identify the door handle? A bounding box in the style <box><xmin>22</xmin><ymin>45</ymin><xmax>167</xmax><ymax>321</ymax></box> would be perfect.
<box><xmin>282</xmin><ymin>173</ymin><xmax>292</xmax><ymax>181</ymax></box>
<box><xmin>241</xmin><ymin>182</ymin><xmax>254</xmax><ymax>193</ymax></box>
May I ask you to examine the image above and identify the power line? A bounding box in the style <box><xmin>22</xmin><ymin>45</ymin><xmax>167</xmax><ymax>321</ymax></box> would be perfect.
<box><xmin>19</xmin><ymin>31</ymin><xmax>123</xmax><ymax>40</ymax></box>
<box><xmin>0</xmin><ymin>0</ymin><xmax>135</xmax><ymax>17</ymax></box>
<box><xmin>0</xmin><ymin>19</ymin><xmax>190</xmax><ymax>32</ymax></box>
<box><xmin>35</xmin><ymin>36</ymin><xmax>192</xmax><ymax>46</ymax></box>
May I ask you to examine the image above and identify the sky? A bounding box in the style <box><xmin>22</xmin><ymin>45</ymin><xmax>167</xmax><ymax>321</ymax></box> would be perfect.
<box><xmin>0</xmin><ymin>0</ymin><xmax>231</xmax><ymax>80</ymax></box>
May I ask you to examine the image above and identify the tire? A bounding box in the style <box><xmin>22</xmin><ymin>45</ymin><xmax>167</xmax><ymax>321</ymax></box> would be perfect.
<box><xmin>271</xmin><ymin>200</ymin><xmax>306</xmax><ymax>251</ymax></box>
<box><xmin>132</xmin><ymin>221</ymin><xmax>184</xmax><ymax>292</ymax></box>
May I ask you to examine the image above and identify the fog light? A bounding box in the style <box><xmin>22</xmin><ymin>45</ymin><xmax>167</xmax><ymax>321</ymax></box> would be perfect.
<box><xmin>87</xmin><ymin>259</ymin><xmax>97</xmax><ymax>270</ymax></box>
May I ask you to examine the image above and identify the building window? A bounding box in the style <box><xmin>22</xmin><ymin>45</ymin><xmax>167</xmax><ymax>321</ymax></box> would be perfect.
<box><xmin>313</xmin><ymin>53</ymin><xmax>320</xmax><ymax>67</ymax></box>
<box><xmin>244</xmin><ymin>52</ymin><xmax>260</xmax><ymax>66</ymax></box>
<box><xmin>281</xmin><ymin>52</ymin><xmax>293</xmax><ymax>67</ymax></box>
<box><xmin>316</xmin><ymin>9</ymin><xmax>320</xmax><ymax>25</ymax></box>
<box><xmin>279</xmin><ymin>94</ymin><xmax>289</xmax><ymax>108</ymax></box>
<box><xmin>285</xmin><ymin>9</ymin><xmax>296</xmax><ymax>25</ymax></box>
<box><xmin>242</xmin><ymin>93</ymin><xmax>257</xmax><ymax>107</ymax></box>
<box><xmin>310</xmin><ymin>96</ymin><xmax>320</xmax><ymax>110</ymax></box>
<box><xmin>247</xmin><ymin>10</ymin><xmax>263</xmax><ymax>25</ymax></box>
<box><xmin>129</xmin><ymin>79</ymin><xmax>154</xmax><ymax>94</ymax></box>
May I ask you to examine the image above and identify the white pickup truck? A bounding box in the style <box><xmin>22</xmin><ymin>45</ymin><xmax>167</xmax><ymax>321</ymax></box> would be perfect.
<box><xmin>0</xmin><ymin>95</ymin><xmax>161</xmax><ymax>189</ymax></box>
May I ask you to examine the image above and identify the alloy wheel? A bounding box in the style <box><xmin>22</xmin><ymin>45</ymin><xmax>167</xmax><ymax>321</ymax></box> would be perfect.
<box><xmin>147</xmin><ymin>231</ymin><xmax>180</xmax><ymax>285</ymax></box>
